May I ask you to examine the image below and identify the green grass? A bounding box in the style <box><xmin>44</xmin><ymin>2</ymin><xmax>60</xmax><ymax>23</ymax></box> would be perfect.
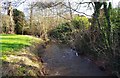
<box><xmin>0</xmin><ymin>34</ymin><xmax>42</xmax><ymax>54</ymax></box>
<box><xmin>0</xmin><ymin>34</ymin><xmax>44</xmax><ymax>76</ymax></box>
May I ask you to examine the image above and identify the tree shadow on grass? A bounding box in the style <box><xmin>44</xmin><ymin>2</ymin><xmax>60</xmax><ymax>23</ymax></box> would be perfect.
<box><xmin>1</xmin><ymin>42</ymin><xmax>30</xmax><ymax>52</ymax></box>
<box><xmin>0</xmin><ymin>34</ymin><xmax>16</xmax><ymax>36</ymax></box>
<box><xmin>1</xmin><ymin>38</ymin><xmax>26</xmax><ymax>41</ymax></box>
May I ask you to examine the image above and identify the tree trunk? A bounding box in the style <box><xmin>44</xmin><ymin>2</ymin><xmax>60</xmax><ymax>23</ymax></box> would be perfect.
<box><xmin>30</xmin><ymin>6</ymin><xmax>33</xmax><ymax>35</ymax></box>
<box><xmin>7</xmin><ymin>2</ymin><xmax>14</xmax><ymax>34</ymax></box>
<box><xmin>103</xmin><ymin>2</ymin><xmax>112</xmax><ymax>52</ymax></box>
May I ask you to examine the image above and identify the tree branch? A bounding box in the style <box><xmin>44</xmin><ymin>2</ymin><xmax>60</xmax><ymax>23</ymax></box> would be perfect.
<box><xmin>62</xmin><ymin>3</ymin><xmax>92</xmax><ymax>17</ymax></box>
<box><xmin>48</xmin><ymin>7</ymin><xmax>70</xmax><ymax>20</ymax></box>
<box><xmin>15</xmin><ymin>0</ymin><xmax>27</xmax><ymax>7</ymax></box>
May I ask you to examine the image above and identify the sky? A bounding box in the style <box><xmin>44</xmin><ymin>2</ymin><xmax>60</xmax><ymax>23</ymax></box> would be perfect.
<box><xmin>16</xmin><ymin>0</ymin><xmax>120</xmax><ymax>14</ymax></box>
<box><xmin>1</xmin><ymin>0</ymin><xmax>120</xmax><ymax>17</ymax></box>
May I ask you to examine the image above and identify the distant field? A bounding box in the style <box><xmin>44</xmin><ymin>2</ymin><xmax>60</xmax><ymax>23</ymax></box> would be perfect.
<box><xmin>0</xmin><ymin>34</ymin><xmax>42</xmax><ymax>54</ymax></box>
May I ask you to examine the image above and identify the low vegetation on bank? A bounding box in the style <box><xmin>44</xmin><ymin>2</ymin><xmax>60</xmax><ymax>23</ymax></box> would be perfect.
<box><xmin>0</xmin><ymin>34</ymin><xmax>45</xmax><ymax>76</ymax></box>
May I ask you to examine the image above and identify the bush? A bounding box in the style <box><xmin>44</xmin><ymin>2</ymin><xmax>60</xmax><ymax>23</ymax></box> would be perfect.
<box><xmin>74</xmin><ymin>33</ymin><xmax>92</xmax><ymax>54</ymax></box>
<box><xmin>71</xmin><ymin>16</ymin><xmax>90</xmax><ymax>30</ymax></box>
<box><xmin>49</xmin><ymin>22</ymin><xmax>72</xmax><ymax>43</ymax></box>
<box><xmin>49</xmin><ymin>16</ymin><xmax>90</xmax><ymax>43</ymax></box>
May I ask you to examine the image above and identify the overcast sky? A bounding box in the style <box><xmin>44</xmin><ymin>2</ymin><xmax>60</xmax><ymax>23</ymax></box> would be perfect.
<box><xmin>17</xmin><ymin>0</ymin><xmax>120</xmax><ymax>12</ymax></box>
<box><xmin>1</xmin><ymin>0</ymin><xmax>120</xmax><ymax>17</ymax></box>
<box><xmin>16</xmin><ymin>0</ymin><xmax>119</xmax><ymax>17</ymax></box>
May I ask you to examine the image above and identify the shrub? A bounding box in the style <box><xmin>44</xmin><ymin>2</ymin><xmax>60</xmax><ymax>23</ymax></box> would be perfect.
<box><xmin>71</xmin><ymin>16</ymin><xmax>90</xmax><ymax>30</ymax></box>
<box><xmin>49</xmin><ymin>22</ymin><xmax>72</xmax><ymax>43</ymax></box>
<box><xmin>49</xmin><ymin>16</ymin><xmax>90</xmax><ymax>43</ymax></box>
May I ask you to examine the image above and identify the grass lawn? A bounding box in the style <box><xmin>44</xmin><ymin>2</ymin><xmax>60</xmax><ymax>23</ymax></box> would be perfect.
<box><xmin>0</xmin><ymin>34</ymin><xmax>42</xmax><ymax>54</ymax></box>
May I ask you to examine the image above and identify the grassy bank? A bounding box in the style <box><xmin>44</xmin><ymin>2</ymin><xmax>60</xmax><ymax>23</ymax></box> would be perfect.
<box><xmin>0</xmin><ymin>34</ymin><xmax>45</xmax><ymax>76</ymax></box>
<box><xmin>0</xmin><ymin>34</ymin><xmax>41</xmax><ymax>53</ymax></box>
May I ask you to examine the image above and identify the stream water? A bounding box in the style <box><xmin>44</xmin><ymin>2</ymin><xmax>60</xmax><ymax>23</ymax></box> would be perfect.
<box><xmin>41</xmin><ymin>42</ymin><xmax>108</xmax><ymax>76</ymax></box>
